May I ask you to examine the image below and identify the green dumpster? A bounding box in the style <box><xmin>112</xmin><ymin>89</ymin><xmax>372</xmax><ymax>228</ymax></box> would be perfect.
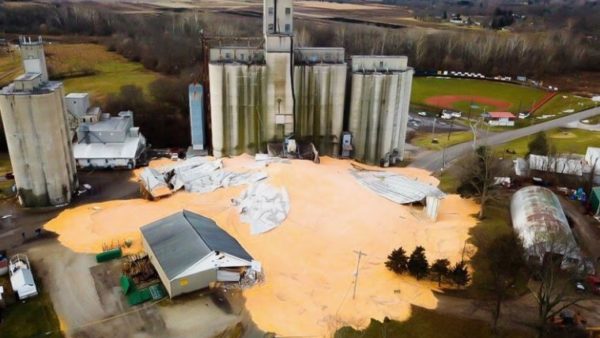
<box><xmin>96</xmin><ymin>248</ymin><xmax>122</xmax><ymax>263</ymax></box>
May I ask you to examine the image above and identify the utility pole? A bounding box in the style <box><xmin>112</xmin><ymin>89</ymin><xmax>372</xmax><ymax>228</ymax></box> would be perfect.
<box><xmin>352</xmin><ymin>250</ymin><xmax>367</xmax><ymax>300</ymax></box>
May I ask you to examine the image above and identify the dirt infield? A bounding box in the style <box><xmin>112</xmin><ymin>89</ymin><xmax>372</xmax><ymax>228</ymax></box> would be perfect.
<box><xmin>424</xmin><ymin>95</ymin><xmax>512</xmax><ymax>111</ymax></box>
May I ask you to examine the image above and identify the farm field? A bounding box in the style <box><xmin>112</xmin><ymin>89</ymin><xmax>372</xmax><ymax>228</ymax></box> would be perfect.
<box><xmin>0</xmin><ymin>49</ymin><xmax>23</xmax><ymax>87</ymax></box>
<box><xmin>44</xmin><ymin>43</ymin><xmax>160</xmax><ymax>101</ymax></box>
<box><xmin>411</xmin><ymin>77</ymin><xmax>547</xmax><ymax>114</ymax></box>
<box><xmin>495</xmin><ymin>128</ymin><xmax>599</xmax><ymax>156</ymax></box>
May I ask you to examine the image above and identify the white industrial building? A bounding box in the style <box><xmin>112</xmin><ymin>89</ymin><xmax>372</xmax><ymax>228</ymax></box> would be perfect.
<box><xmin>66</xmin><ymin>93</ymin><xmax>147</xmax><ymax>169</ymax></box>
<box><xmin>141</xmin><ymin>210</ymin><xmax>258</xmax><ymax>298</ymax></box>
<box><xmin>207</xmin><ymin>0</ymin><xmax>413</xmax><ymax>165</ymax></box>
<box><xmin>0</xmin><ymin>36</ymin><xmax>78</xmax><ymax>207</ymax></box>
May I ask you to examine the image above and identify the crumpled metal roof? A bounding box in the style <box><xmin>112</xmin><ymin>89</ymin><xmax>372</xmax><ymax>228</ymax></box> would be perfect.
<box><xmin>141</xmin><ymin>210</ymin><xmax>252</xmax><ymax>280</ymax></box>
<box><xmin>350</xmin><ymin>169</ymin><xmax>445</xmax><ymax>204</ymax></box>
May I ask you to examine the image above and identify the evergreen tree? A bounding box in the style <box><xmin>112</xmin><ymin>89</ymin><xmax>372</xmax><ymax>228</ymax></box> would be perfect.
<box><xmin>527</xmin><ymin>132</ymin><xmax>550</xmax><ymax>156</ymax></box>
<box><xmin>431</xmin><ymin>259</ymin><xmax>451</xmax><ymax>286</ymax></box>
<box><xmin>408</xmin><ymin>246</ymin><xmax>429</xmax><ymax>280</ymax></box>
<box><xmin>385</xmin><ymin>247</ymin><xmax>408</xmax><ymax>274</ymax></box>
<box><xmin>451</xmin><ymin>261</ymin><xmax>471</xmax><ymax>288</ymax></box>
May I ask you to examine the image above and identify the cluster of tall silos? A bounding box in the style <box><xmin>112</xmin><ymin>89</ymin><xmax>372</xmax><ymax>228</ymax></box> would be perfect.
<box><xmin>0</xmin><ymin>37</ymin><xmax>78</xmax><ymax>207</ymax></box>
<box><xmin>209</xmin><ymin>63</ymin><xmax>267</xmax><ymax>158</ymax></box>
<box><xmin>349</xmin><ymin>56</ymin><xmax>414</xmax><ymax>165</ymax></box>
<box><xmin>294</xmin><ymin>63</ymin><xmax>347</xmax><ymax>156</ymax></box>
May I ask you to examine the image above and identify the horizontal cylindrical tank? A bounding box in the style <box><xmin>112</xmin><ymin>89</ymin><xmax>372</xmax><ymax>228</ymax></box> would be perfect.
<box><xmin>0</xmin><ymin>84</ymin><xmax>78</xmax><ymax>207</ymax></box>
<box><xmin>510</xmin><ymin>186</ymin><xmax>579</xmax><ymax>262</ymax></box>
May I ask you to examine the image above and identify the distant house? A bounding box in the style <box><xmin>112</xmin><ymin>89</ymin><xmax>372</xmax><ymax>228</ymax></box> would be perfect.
<box><xmin>485</xmin><ymin>112</ymin><xmax>516</xmax><ymax>126</ymax></box>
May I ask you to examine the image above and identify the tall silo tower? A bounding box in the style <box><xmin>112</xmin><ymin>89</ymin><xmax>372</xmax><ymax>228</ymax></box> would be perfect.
<box><xmin>264</xmin><ymin>0</ymin><xmax>295</xmax><ymax>141</ymax></box>
<box><xmin>0</xmin><ymin>36</ymin><xmax>78</xmax><ymax>207</ymax></box>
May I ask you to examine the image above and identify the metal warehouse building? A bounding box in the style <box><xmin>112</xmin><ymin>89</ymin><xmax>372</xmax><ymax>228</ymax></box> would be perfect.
<box><xmin>141</xmin><ymin>210</ymin><xmax>255</xmax><ymax>298</ymax></box>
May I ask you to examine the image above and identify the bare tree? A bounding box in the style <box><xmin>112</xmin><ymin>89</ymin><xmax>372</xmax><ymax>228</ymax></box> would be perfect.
<box><xmin>528</xmin><ymin>232</ymin><xmax>586</xmax><ymax>338</ymax></box>
<box><xmin>457</xmin><ymin>145</ymin><xmax>505</xmax><ymax>219</ymax></box>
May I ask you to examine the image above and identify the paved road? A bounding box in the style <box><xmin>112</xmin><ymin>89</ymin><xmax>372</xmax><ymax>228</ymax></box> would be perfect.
<box><xmin>409</xmin><ymin>106</ymin><xmax>600</xmax><ymax>172</ymax></box>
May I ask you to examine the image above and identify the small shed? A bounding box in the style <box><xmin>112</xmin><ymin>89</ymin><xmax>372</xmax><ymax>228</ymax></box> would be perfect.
<box><xmin>140</xmin><ymin>210</ymin><xmax>255</xmax><ymax>298</ymax></box>
<box><xmin>485</xmin><ymin>112</ymin><xmax>516</xmax><ymax>126</ymax></box>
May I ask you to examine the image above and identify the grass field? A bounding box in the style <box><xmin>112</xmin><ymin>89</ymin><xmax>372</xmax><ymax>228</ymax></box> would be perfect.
<box><xmin>335</xmin><ymin>305</ymin><xmax>532</xmax><ymax>338</ymax></box>
<box><xmin>532</xmin><ymin>94</ymin><xmax>596</xmax><ymax>117</ymax></box>
<box><xmin>411</xmin><ymin>77</ymin><xmax>547</xmax><ymax>114</ymax></box>
<box><xmin>0</xmin><ymin>49</ymin><xmax>23</xmax><ymax>87</ymax></box>
<box><xmin>496</xmin><ymin>127</ymin><xmax>599</xmax><ymax>156</ymax></box>
<box><xmin>44</xmin><ymin>43</ymin><xmax>160</xmax><ymax>100</ymax></box>
<box><xmin>411</xmin><ymin>130</ymin><xmax>474</xmax><ymax>150</ymax></box>
<box><xmin>0</xmin><ymin>275</ymin><xmax>63</xmax><ymax>338</ymax></box>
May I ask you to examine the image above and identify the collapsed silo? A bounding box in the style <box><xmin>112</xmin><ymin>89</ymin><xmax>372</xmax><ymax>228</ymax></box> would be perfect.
<box><xmin>0</xmin><ymin>37</ymin><xmax>78</xmax><ymax>207</ymax></box>
<box><xmin>510</xmin><ymin>186</ymin><xmax>580</xmax><ymax>266</ymax></box>
<box><xmin>348</xmin><ymin>56</ymin><xmax>413</xmax><ymax>165</ymax></box>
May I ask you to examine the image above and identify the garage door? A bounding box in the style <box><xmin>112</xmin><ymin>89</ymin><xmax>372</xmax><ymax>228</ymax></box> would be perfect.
<box><xmin>217</xmin><ymin>270</ymin><xmax>240</xmax><ymax>282</ymax></box>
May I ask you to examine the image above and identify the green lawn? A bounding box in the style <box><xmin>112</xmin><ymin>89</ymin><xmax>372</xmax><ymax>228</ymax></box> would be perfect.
<box><xmin>45</xmin><ymin>43</ymin><xmax>160</xmax><ymax>101</ymax></box>
<box><xmin>411</xmin><ymin>130</ymin><xmax>474</xmax><ymax>150</ymax></box>
<box><xmin>335</xmin><ymin>305</ymin><xmax>532</xmax><ymax>338</ymax></box>
<box><xmin>533</xmin><ymin>94</ymin><xmax>596</xmax><ymax>118</ymax></box>
<box><xmin>411</xmin><ymin>77</ymin><xmax>547</xmax><ymax>114</ymax></box>
<box><xmin>0</xmin><ymin>275</ymin><xmax>63</xmax><ymax>338</ymax></box>
<box><xmin>582</xmin><ymin>114</ymin><xmax>600</xmax><ymax>125</ymax></box>
<box><xmin>495</xmin><ymin>128</ymin><xmax>599</xmax><ymax>156</ymax></box>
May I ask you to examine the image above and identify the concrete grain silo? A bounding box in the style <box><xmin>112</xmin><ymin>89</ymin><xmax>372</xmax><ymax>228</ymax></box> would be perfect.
<box><xmin>294</xmin><ymin>48</ymin><xmax>347</xmax><ymax>155</ymax></box>
<box><xmin>349</xmin><ymin>56</ymin><xmax>414</xmax><ymax>165</ymax></box>
<box><xmin>205</xmin><ymin>0</ymin><xmax>414</xmax><ymax>164</ymax></box>
<box><xmin>0</xmin><ymin>37</ymin><xmax>77</xmax><ymax>207</ymax></box>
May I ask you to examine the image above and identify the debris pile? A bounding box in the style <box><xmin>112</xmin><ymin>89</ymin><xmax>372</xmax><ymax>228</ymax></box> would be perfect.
<box><xmin>139</xmin><ymin>157</ymin><xmax>267</xmax><ymax>199</ymax></box>
<box><xmin>233</xmin><ymin>182</ymin><xmax>290</xmax><ymax>234</ymax></box>
<box><xmin>351</xmin><ymin>167</ymin><xmax>445</xmax><ymax>204</ymax></box>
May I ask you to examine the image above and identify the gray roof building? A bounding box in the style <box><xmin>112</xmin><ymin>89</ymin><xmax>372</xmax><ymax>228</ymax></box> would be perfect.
<box><xmin>141</xmin><ymin>210</ymin><xmax>254</xmax><ymax>297</ymax></box>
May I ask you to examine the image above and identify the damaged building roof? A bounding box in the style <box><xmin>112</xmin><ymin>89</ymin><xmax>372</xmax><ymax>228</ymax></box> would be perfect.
<box><xmin>140</xmin><ymin>210</ymin><xmax>253</xmax><ymax>280</ymax></box>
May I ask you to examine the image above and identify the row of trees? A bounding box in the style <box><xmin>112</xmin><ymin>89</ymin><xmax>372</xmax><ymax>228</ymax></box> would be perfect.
<box><xmin>1</xmin><ymin>2</ymin><xmax>598</xmax><ymax>77</ymax></box>
<box><xmin>385</xmin><ymin>246</ymin><xmax>470</xmax><ymax>287</ymax></box>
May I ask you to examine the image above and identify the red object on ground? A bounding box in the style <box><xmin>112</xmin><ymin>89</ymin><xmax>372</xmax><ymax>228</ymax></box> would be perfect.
<box><xmin>488</xmin><ymin>112</ymin><xmax>516</xmax><ymax>119</ymax></box>
<box><xmin>530</xmin><ymin>92</ymin><xmax>557</xmax><ymax>113</ymax></box>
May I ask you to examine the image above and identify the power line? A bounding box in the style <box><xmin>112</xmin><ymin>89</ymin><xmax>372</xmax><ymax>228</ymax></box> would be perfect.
<box><xmin>352</xmin><ymin>249</ymin><xmax>367</xmax><ymax>300</ymax></box>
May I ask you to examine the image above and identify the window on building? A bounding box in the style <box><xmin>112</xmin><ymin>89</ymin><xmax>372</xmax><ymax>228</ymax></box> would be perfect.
<box><xmin>240</xmin><ymin>54</ymin><xmax>245</xmax><ymax>60</ymax></box>
<box><xmin>268</xmin><ymin>23</ymin><xmax>274</xmax><ymax>31</ymax></box>
<box><xmin>268</xmin><ymin>7</ymin><xmax>274</xmax><ymax>15</ymax></box>
<box><xmin>285</xmin><ymin>7</ymin><xmax>291</xmax><ymax>15</ymax></box>
<box><xmin>285</xmin><ymin>24</ymin><xmax>291</xmax><ymax>33</ymax></box>
<box><xmin>225</xmin><ymin>53</ymin><xmax>231</xmax><ymax>59</ymax></box>
<box><xmin>380</xmin><ymin>61</ymin><xmax>384</xmax><ymax>68</ymax></box>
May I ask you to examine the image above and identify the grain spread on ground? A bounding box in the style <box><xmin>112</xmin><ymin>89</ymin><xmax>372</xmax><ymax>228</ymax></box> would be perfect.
<box><xmin>44</xmin><ymin>155</ymin><xmax>479</xmax><ymax>336</ymax></box>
